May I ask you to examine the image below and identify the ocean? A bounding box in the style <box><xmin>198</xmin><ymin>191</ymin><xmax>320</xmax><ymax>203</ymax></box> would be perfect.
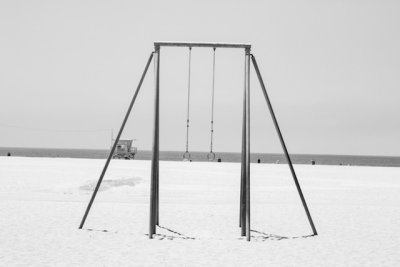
<box><xmin>1</xmin><ymin>147</ymin><xmax>399</xmax><ymax>167</ymax></box>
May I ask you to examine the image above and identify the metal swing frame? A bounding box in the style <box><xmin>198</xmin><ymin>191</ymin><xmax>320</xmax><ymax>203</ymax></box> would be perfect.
<box><xmin>78</xmin><ymin>41</ymin><xmax>318</xmax><ymax>241</ymax></box>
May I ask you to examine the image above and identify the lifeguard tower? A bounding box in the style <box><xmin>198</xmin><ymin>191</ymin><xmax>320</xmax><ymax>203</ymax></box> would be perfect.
<box><xmin>112</xmin><ymin>139</ymin><xmax>137</xmax><ymax>159</ymax></box>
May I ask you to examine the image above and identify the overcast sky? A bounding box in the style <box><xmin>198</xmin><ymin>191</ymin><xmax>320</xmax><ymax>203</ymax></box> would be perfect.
<box><xmin>0</xmin><ymin>0</ymin><xmax>399</xmax><ymax>156</ymax></box>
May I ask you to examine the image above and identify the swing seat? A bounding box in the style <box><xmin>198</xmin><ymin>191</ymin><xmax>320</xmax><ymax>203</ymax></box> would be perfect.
<box><xmin>183</xmin><ymin>151</ymin><xmax>191</xmax><ymax>161</ymax></box>
<box><xmin>207</xmin><ymin>152</ymin><xmax>215</xmax><ymax>161</ymax></box>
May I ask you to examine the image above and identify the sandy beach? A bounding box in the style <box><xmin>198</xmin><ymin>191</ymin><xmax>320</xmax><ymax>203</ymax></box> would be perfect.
<box><xmin>1</xmin><ymin>157</ymin><xmax>399</xmax><ymax>266</ymax></box>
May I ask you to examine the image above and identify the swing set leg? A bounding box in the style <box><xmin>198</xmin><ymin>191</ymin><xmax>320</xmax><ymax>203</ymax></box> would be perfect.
<box><xmin>240</xmin><ymin>62</ymin><xmax>247</xmax><ymax>235</ymax></box>
<box><xmin>79</xmin><ymin>52</ymin><xmax>154</xmax><ymax>230</ymax></box>
<box><xmin>245</xmin><ymin>49</ymin><xmax>251</xmax><ymax>242</ymax></box>
<box><xmin>240</xmin><ymin>49</ymin><xmax>251</xmax><ymax>241</ymax></box>
<box><xmin>149</xmin><ymin>46</ymin><xmax>160</xmax><ymax>238</ymax></box>
<box><xmin>250</xmin><ymin>54</ymin><xmax>318</xmax><ymax>236</ymax></box>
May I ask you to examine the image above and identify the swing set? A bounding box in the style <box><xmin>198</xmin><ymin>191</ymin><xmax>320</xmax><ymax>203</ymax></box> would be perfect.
<box><xmin>78</xmin><ymin>42</ymin><xmax>318</xmax><ymax>241</ymax></box>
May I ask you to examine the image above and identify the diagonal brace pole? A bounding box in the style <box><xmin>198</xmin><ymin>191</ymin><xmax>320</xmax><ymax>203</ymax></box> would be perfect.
<box><xmin>250</xmin><ymin>54</ymin><xmax>318</xmax><ymax>236</ymax></box>
<box><xmin>79</xmin><ymin>52</ymin><xmax>154</xmax><ymax>229</ymax></box>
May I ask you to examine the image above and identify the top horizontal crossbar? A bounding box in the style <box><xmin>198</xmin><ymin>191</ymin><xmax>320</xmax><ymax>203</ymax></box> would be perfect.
<box><xmin>154</xmin><ymin>41</ymin><xmax>251</xmax><ymax>49</ymax></box>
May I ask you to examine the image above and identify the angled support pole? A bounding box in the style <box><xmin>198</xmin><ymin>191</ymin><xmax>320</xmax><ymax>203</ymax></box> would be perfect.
<box><xmin>149</xmin><ymin>45</ymin><xmax>160</xmax><ymax>239</ymax></box>
<box><xmin>79</xmin><ymin>52</ymin><xmax>154</xmax><ymax>229</ymax></box>
<box><xmin>250</xmin><ymin>54</ymin><xmax>318</xmax><ymax>236</ymax></box>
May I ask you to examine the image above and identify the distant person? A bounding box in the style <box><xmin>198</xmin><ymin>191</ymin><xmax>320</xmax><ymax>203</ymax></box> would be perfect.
<box><xmin>218</xmin><ymin>158</ymin><xmax>221</xmax><ymax>162</ymax></box>
<box><xmin>7</xmin><ymin>152</ymin><xmax>11</xmax><ymax>156</ymax></box>
<box><xmin>311</xmin><ymin>160</ymin><xmax>315</xmax><ymax>165</ymax></box>
<box><xmin>257</xmin><ymin>159</ymin><xmax>261</xmax><ymax>164</ymax></box>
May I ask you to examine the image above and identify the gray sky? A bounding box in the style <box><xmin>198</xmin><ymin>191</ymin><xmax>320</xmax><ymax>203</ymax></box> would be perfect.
<box><xmin>0</xmin><ymin>0</ymin><xmax>399</xmax><ymax>156</ymax></box>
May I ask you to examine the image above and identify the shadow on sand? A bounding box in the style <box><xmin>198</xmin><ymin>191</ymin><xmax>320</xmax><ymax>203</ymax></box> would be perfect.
<box><xmin>85</xmin><ymin>228</ymin><xmax>117</xmax><ymax>234</ymax></box>
<box><xmin>84</xmin><ymin>226</ymin><xmax>195</xmax><ymax>240</ymax></box>
<box><xmin>83</xmin><ymin>227</ymin><xmax>314</xmax><ymax>242</ymax></box>
<box><xmin>247</xmin><ymin>229</ymin><xmax>315</xmax><ymax>241</ymax></box>
<box><xmin>147</xmin><ymin>225</ymin><xmax>196</xmax><ymax>240</ymax></box>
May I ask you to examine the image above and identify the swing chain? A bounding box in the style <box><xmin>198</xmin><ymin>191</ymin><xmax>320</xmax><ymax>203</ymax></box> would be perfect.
<box><xmin>183</xmin><ymin>47</ymin><xmax>192</xmax><ymax>161</ymax></box>
<box><xmin>207</xmin><ymin>47</ymin><xmax>216</xmax><ymax>161</ymax></box>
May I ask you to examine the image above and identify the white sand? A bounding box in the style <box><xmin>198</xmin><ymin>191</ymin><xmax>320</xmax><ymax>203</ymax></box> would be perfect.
<box><xmin>0</xmin><ymin>157</ymin><xmax>399</xmax><ymax>266</ymax></box>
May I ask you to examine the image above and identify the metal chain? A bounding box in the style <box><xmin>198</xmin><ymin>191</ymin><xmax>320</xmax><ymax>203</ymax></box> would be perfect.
<box><xmin>184</xmin><ymin>47</ymin><xmax>192</xmax><ymax>156</ymax></box>
<box><xmin>209</xmin><ymin>47</ymin><xmax>216</xmax><ymax>155</ymax></box>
